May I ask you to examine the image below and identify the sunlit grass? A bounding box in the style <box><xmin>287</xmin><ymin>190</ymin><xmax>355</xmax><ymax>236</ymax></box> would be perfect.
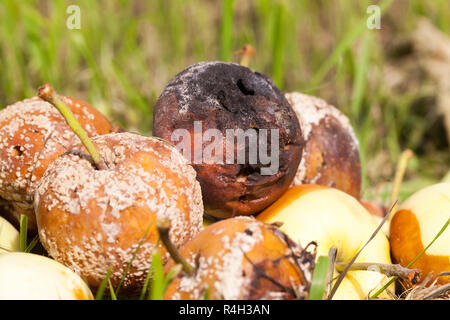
<box><xmin>0</xmin><ymin>0</ymin><xmax>448</xmax><ymax>202</ymax></box>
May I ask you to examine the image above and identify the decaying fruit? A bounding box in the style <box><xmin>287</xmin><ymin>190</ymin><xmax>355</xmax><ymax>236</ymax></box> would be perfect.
<box><xmin>164</xmin><ymin>216</ymin><xmax>315</xmax><ymax>300</ymax></box>
<box><xmin>153</xmin><ymin>62</ymin><xmax>303</xmax><ymax>218</ymax></box>
<box><xmin>0</xmin><ymin>95</ymin><xmax>113</xmax><ymax>232</ymax></box>
<box><xmin>35</xmin><ymin>132</ymin><xmax>203</xmax><ymax>292</ymax></box>
<box><xmin>286</xmin><ymin>92</ymin><xmax>361</xmax><ymax>198</ymax></box>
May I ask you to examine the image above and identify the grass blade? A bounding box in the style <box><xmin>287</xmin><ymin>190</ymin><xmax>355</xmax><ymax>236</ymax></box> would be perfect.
<box><xmin>271</xmin><ymin>1</ymin><xmax>286</xmax><ymax>89</ymax></box>
<box><xmin>163</xmin><ymin>264</ymin><xmax>182</xmax><ymax>292</ymax></box>
<box><xmin>95</xmin><ymin>266</ymin><xmax>113</xmax><ymax>300</ymax></box>
<box><xmin>139</xmin><ymin>239</ymin><xmax>161</xmax><ymax>300</ymax></box>
<box><xmin>308</xmin><ymin>255</ymin><xmax>330</xmax><ymax>300</ymax></box>
<box><xmin>19</xmin><ymin>214</ymin><xmax>28</xmax><ymax>252</ymax></box>
<box><xmin>311</xmin><ymin>0</ymin><xmax>394</xmax><ymax>86</ymax></box>
<box><xmin>148</xmin><ymin>249</ymin><xmax>165</xmax><ymax>300</ymax></box>
<box><xmin>108</xmin><ymin>279</ymin><xmax>117</xmax><ymax>300</ymax></box>
<box><xmin>203</xmin><ymin>287</ymin><xmax>211</xmax><ymax>300</ymax></box>
<box><xmin>220</xmin><ymin>0</ymin><xmax>234</xmax><ymax>61</ymax></box>
<box><xmin>139</xmin><ymin>263</ymin><xmax>154</xmax><ymax>300</ymax></box>
<box><xmin>24</xmin><ymin>235</ymin><xmax>39</xmax><ymax>253</ymax></box>
<box><xmin>115</xmin><ymin>223</ymin><xmax>152</xmax><ymax>297</ymax></box>
<box><xmin>350</xmin><ymin>32</ymin><xmax>372</xmax><ymax>121</ymax></box>
<box><xmin>389</xmin><ymin>150</ymin><xmax>414</xmax><ymax>212</ymax></box>
<box><xmin>326</xmin><ymin>247</ymin><xmax>338</xmax><ymax>297</ymax></box>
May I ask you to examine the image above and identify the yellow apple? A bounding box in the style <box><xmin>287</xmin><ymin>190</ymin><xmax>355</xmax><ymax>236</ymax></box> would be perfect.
<box><xmin>0</xmin><ymin>216</ymin><xmax>19</xmax><ymax>253</ymax></box>
<box><xmin>0</xmin><ymin>252</ymin><xmax>93</xmax><ymax>299</ymax></box>
<box><xmin>390</xmin><ymin>182</ymin><xmax>450</xmax><ymax>286</ymax></box>
<box><xmin>257</xmin><ymin>185</ymin><xmax>393</xmax><ymax>299</ymax></box>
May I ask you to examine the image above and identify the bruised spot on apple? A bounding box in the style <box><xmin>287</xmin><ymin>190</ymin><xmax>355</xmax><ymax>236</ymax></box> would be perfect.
<box><xmin>257</xmin><ymin>185</ymin><xmax>393</xmax><ymax>300</ymax></box>
<box><xmin>390</xmin><ymin>182</ymin><xmax>450</xmax><ymax>286</ymax></box>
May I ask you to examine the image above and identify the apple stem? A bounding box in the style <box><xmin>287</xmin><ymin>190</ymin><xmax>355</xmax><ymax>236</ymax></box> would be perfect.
<box><xmin>389</xmin><ymin>149</ymin><xmax>414</xmax><ymax>212</ymax></box>
<box><xmin>38</xmin><ymin>83</ymin><xmax>107</xmax><ymax>170</ymax></box>
<box><xmin>156</xmin><ymin>218</ymin><xmax>194</xmax><ymax>275</ymax></box>
<box><xmin>236</xmin><ymin>44</ymin><xmax>255</xmax><ymax>67</ymax></box>
<box><xmin>335</xmin><ymin>262</ymin><xmax>422</xmax><ymax>284</ymax></box>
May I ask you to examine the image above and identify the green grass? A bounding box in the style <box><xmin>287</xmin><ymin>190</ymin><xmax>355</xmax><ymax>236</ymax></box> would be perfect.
<box><xmin>114</xmin><ymin>224</ymin><xmax>152</xmax><ymax>297</ymax></box>
<box><xmin>94</xmin><ymin>248</ymin><xmax>178</xmax><ymax>300</ymax></box>
<box><xmin>148</xmin><ymin>248</ymin><xmax>165</xmax><ymax>300</ymax></box>
<box><xmin>95</xmin><ymin>266</ymin><xmax>113</xmax><ymax>300</ymax></box>
<box><xmin>308</xmin><ymin>255</ymin><xmax>330</xmax><ymax>300</ymax></box>
<box><xmin>0</xmin><ymin>0</ymin><xmax>449</xmax><ymax>201</ymax></box>
<box><xmin>19</xmin><ymin>215</ymin><xmax>28</xmax><ymax>252</ymax></box>
<box><xmin>220</xmin><ymin>0</ymin><xmax>235</xmax><ymax>61</ymax></box>
<box><xmin>271</xmin><ymin>1</ymin><xmax>286</xmax><ymax>89</ymax></box>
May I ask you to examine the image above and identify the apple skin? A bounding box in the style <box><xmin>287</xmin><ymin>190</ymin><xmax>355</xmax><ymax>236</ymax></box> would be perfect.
<box><xmin>0</xmin><ymin>215</ymin><xmax>19</xmax><ymax>253</ymax></box>
<box><xmin>164</xmin><ymin>216</ymin><xmax>315</xmax><ymax>300</ymax></box>
<box><xmin>360</xmin><ymin>200</ymin><xmax>387</xmax><ymax>219</ymax></box>
<box><xmin>390</xmin><ymin>182</ymin><xmax>450</xmax><ymax>286</ymax></box>
<box><xmin>0</xmin><ymin>95</ymin><xmax>113</xmax><ymax>232</ymax></box>
<box><xmin>152</xmin><ymin>62</ymin><xmax>303</xmax><ymax>219</ymax></box>
<box><xmin>35</xmin><ymin>132</ymin><xmax>204</xmax><ymax>292</ymax></box>
<box><xmin>286</xmin><ymin>92</ymin><xmax>361</xmax><ymax>199</ymax></box>
<box><xmin>257</xmin><ymin>184</ymin><xmax>393</xmax><ymax>300</ymax></box>
<box><xmin>0</xmin><ymin>252</ymin><xmax>93</xmax><ymax>299</ymax></box>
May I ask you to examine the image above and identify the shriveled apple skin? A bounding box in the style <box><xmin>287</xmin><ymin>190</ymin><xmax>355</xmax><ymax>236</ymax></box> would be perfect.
<box><xmin>35</xmin><ymin>133</ymin><xmax>204</xmax><ymax>292</ymax></box>
<box><xmin>286</xmin><ymin>92</ymin><xmax>361</xmax><ymax>199</ymax></box>
<box><xmin>0</xmin><ymin>95</ymin><xmax>113</xmax><ymax>232</ymax></box>
<box><xmin>164</xmin><ymin>217</ymin><xmax>315</xmax><ymax>300</ymax></box>
<box><xmin>153</xmin><ymin>62</ymin><xmax>303</xmax><ymax>219</ymax></box>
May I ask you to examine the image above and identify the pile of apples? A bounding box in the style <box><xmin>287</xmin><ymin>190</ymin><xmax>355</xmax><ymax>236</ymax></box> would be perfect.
<box><xmin>0</xmin><ymin>61</ymin><xmax>448</xmax><ymax>300</ymax></box>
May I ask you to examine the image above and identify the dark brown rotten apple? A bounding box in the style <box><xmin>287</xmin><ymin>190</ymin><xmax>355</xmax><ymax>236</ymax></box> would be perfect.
<box><xmin>286</xmin><ymin>92</ymin><xmax>361</xmax><ymax>198</ymax></box>
<box><xmin>153</xmin><ymin>62</ymin><xmax>303</xmax><ymax>218</ymax></box>
<box><xmin>163</xmin><ymin>216</ymin><xmax>315</xmax><ymax>300</ymax></box>
<box><xmin>0</xmin><ymin>95</ymin><xmax>114</xmax><ymax>232</ymax></box>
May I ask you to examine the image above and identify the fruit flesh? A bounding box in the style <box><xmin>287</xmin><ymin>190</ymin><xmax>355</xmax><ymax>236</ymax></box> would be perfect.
<box><xmin>390</xmin><ymin>182</ymin><xmax>450</xmax><ymax>285</ymax></box>
<box><xmin>391</xmin><ymin>210</ymin><xmax>450</xmax><ymax>285</ymax></box>
<box><xmin>394</xmin><ymin>182</ymin><xmax>449</xmax><ymax>256</ymax></box>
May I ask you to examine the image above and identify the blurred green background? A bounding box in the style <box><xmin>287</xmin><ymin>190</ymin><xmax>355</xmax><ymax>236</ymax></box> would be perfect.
<box><xmin>0</xmin><ymin>0</ymin><xmax>449</xmax><ymax>202</ymax></box>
